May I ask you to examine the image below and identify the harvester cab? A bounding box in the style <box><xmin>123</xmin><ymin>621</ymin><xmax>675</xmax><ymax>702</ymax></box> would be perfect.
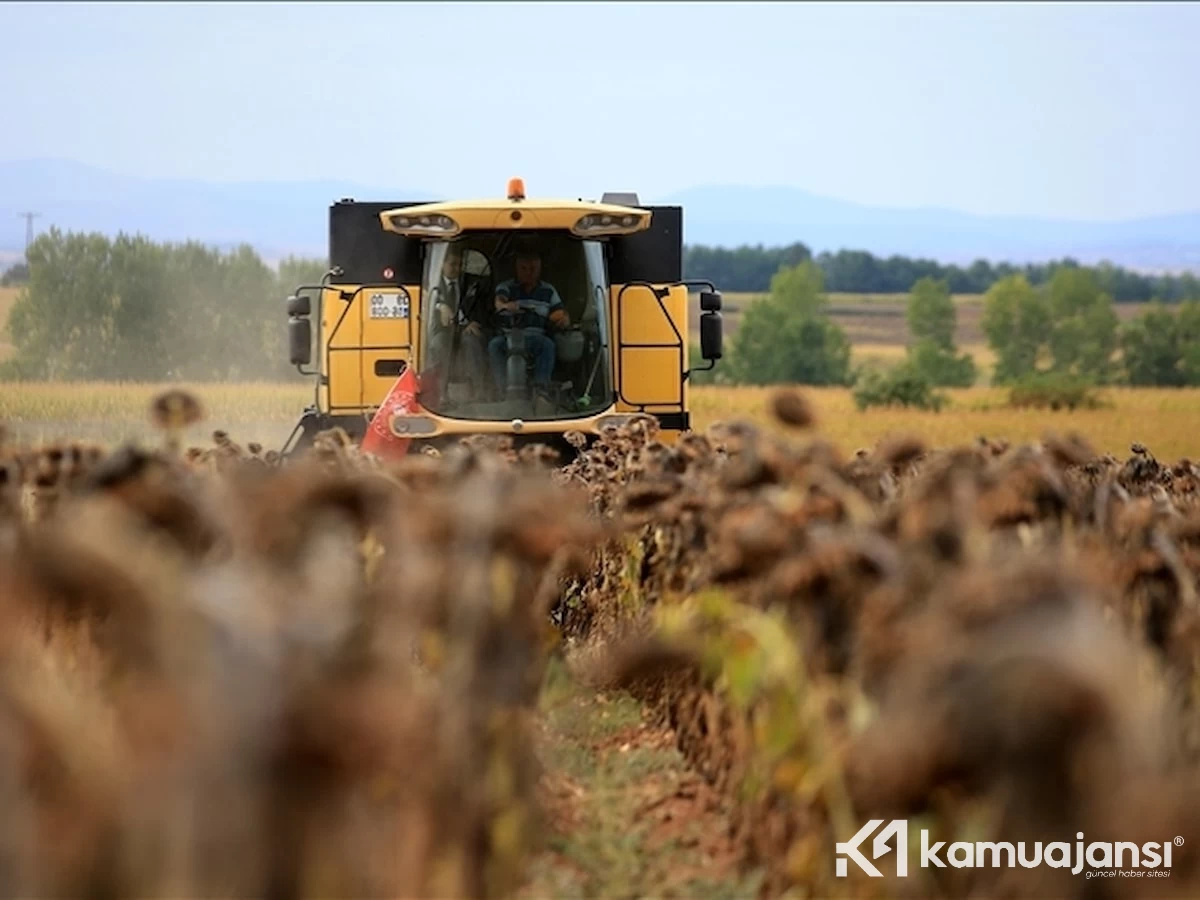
<box><xmin>281</xmin><ymin>178</ymin><xmax>723</xmax><ymax>458</ymax></box>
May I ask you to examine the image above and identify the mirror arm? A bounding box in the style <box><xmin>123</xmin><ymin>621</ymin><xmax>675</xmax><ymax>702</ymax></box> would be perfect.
<box><xmin>683</xmin><ymin>358</ymin><xmax>716</xmax><ymax>382</ymax></box>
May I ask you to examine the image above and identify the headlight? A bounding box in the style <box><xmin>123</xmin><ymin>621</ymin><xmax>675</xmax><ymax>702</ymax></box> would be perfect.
<box><xmin>389</xmin><ymin>213</ymin><xmax>459</xmax><ymax>235</ymax></box>
<box><xmin>390</xmin><ymin>414</ymin><xmax>439</xmax><ymax>436</ymax></box>
<box><xmin>572</xmin><ymin>212</ymin><xmax>647</xmax><ymax>235</ymax></box>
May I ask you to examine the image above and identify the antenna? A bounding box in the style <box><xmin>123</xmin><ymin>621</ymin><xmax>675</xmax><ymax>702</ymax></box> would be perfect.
<box><xmin>17</xmin><ymin>211</ymin><xmax>40</xmax><ymax>254</ymax></box>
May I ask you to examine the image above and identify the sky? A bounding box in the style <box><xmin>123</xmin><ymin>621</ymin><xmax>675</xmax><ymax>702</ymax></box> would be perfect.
<box><xmin>2</xmin><ymin>1</ymin><xmax>1198</xmax><ymax>222</ymax></box>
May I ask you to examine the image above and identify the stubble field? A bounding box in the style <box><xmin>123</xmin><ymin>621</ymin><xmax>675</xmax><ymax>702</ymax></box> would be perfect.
<box><xmin>4</xmin><ymin>381</ymin><xmax>1200</xmax><ymax>461</ymax></box>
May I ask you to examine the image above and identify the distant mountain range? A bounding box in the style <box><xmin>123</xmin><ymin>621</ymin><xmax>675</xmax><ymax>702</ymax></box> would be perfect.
<box><xmin>665</xmin><ymin>186</ymin><xmax>1200</xmax><ymax>274</ymax></box>
<box><xmin>1</xmin><ymin>159</ymin><xmax>1197</xmax><ymax>273</ymax></box>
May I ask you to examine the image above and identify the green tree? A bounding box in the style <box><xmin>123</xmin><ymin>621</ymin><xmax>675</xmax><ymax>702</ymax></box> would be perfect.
<box><xmin>1044</xmin><ymin>268</ymin><xmax>1118</xmax><ymax>382</ymax></box>
<box><xmin>1176</xmin><ymin>300</ymin><xmax>1200</xmax><ymax>385</ymax></box>
<box><xmin>5</xmin><ymin>229</ymin><xmax>143</xmax><ymax>379</ymax></box>
<box><xmin>907</xmin><ymin>338</ymin><xmax>977</xmax><ymax>387</ymax></box>
<box><xmin>905</xmin><ymin>276</ymin><xmax>976</xmax><ymax>386</ymax></box>
<box><xmin>276</xmin><ymin>256</ymin><xmax>329</xmax><ymax>295</ymax></box>
<box><xmin>981</xmin><ymin>275</ymin><xmax>1051</xmax><ymax>385</ymax></box>
<box><xmin>906</xmin><ymin>276</ymin><xmax>956</xmax><ymax>350</ymax></box>
<box><xmin>1119</xmin><ymin>303</ymin><xmax>1183</xmax><ymax>386</ymax></box>
<box><xmin>0</xmin><ymin>262</ymin><xmax>29</xmax><ymax>286</ymax></box>
<box><xmin>852</xmin><ymin>360</ymin><xmax>947</xmax><ymax>411</ymax></box>
<box><xmin>723</xmin><ymin>261</ymin><xmax>851</xmax><ymax>385</ymax></box>
<box><xmin>3</xmin><ymin>229</ymin><xmax>319</xmax><ymax>382</ymax></box>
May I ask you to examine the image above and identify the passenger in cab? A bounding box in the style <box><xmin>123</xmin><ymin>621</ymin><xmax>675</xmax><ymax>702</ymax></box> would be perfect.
<box><xmin>429</xmin><ymin>246</ymin><xmax>488</xmax><ymax>388</ymax></box>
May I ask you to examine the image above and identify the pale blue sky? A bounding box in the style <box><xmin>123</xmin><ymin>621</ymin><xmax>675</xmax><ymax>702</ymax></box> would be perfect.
<box><xmin>2</xmin><ymin>1</ymin><xmax>1198</xmax><ymax>221</ymax></box>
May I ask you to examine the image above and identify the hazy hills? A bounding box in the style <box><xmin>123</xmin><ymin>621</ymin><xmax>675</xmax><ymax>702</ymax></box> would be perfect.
<box><xmin>0</xmin><ymin>159</ymin><xmax>436</xmax><ymax>265</ymax></box>
<box><xmin>1</xmin><ymin>159</ymin><xmax>1197</xmax><ymax>273</ymax></box>
<box><xmin>664</xmin><ymin>185</ymin><xmax>1200</xmax><ymax>273</ymax></box>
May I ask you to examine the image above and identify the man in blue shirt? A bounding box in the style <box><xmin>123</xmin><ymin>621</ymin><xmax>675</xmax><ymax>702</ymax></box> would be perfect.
<box><xmin>489</xmin><ymin>248</ymin><xmax>571</xmax><ymax>392</ymax></box>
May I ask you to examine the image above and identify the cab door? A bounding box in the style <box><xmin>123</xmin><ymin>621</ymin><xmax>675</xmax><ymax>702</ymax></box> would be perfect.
<box><xmin>608</xmin><ymin>206</ymin><xmax>689</xmax><ymax>426</ymax></box>
<box><xmin>322</xmin><ymin>200</ymin><xmax>426</xmax><ymax>414</ymax></box>
<box><xmin>611</xmin><ymin>283</ymin><xmax>688</xmax><ymax>411</ymax></box>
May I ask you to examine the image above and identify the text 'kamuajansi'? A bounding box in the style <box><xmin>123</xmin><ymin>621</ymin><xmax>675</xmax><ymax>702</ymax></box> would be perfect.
<box><xmin>835</xmin><ymin>819</ymin><xmax>1180</xmax><ymax>878</ymax></box>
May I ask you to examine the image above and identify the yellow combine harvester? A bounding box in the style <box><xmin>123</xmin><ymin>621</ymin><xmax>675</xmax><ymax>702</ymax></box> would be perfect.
<box><xmin>281</xmin><ymin>178</ymin><xmax>723</xmax><ymax>457</ymax></box>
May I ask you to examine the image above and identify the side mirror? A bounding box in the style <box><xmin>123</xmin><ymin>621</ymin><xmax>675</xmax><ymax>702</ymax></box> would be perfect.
<box><xmin>700</xmin><ymin>311</ymin><xmax>723</xmax><ymax>360</ymax></box>
<box><xmin>289</xmin><ymin>317</ymin><xmax>312</xmax><ymax>366</ymax></box>
<box><xmin>699</xmin><ymin>290</ymin><xmax>723</xmax><ymax>312</ymax></box>
<box><xmin>286</xmin><ymin>294</ymin><xmax>311</xmax><ymax>317</ymax></box>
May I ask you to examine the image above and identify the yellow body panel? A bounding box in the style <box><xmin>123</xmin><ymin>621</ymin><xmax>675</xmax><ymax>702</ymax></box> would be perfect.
<box><xmin>611</xmin><ymin>284</ymin><xmax>689</xmax><ymax>416</ymax></box>
<box><xmin>319</xmin><ymin>284</ymin><xmax>419</xmax><ymax>414</ymax></box>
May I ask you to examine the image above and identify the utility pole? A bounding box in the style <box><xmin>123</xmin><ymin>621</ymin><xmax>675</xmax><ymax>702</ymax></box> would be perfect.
<box><xmin>17</xmin><ymin>211</ymin><xmax>40</xmax><ymax>255</ymax></box>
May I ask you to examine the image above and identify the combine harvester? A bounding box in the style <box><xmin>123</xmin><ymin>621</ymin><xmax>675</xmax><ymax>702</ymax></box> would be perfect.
<box><xmin>281</xmin><ymin>178</ymin><xmax>724</xmax><ymax>459</ymax></box>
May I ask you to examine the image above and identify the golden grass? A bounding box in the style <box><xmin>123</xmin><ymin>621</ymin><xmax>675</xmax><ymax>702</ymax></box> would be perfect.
<box><xmin>4</xmin><ymin>381</ymin><xmax>1200</xmax><ymax>461</ymax></box>
<box><xmin>0</xmin><ymin>380</ymin><xmax>309</xmax><ymax>421</ymax></box>
<box><xmin>689</xmin><ymin>385</ymin><xmax>1200</xmax><ymax>461</ymax></box>
<box><xmin>0</xmin><ymin>380</ymin><xmax>312</xmax><ymax>447</ymax></box>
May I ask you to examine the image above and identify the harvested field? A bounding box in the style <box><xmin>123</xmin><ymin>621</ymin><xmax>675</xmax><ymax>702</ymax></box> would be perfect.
<box><xmin>690</xmin><ymin>292</ymin><xmax>1163</xmax><ymax>353</ymax></box>
<box><xmin>0</xmin><ymin>381</ymin><xmax>311</xmax><ymax>448</ymax></box>
<box><xmin>690</xmin><ymin>385</ymin><xmax>1200</xmax><ymax>462</ymax></box>
<box><xmin>3</xmin><ymin>388</ymin><xmax>1200</xmax><ymax>896</ymax></box>
<box><xmin>5</xmin><ymin>382</ymin><xmax>1200</xmax><ymax>459</ymax></box>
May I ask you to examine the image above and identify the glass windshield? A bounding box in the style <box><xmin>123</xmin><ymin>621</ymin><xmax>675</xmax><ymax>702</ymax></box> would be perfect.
<box><xmin>418</xmin><ymin>232</ymin><xmax>612</xmax><ymax>421</ymax></box>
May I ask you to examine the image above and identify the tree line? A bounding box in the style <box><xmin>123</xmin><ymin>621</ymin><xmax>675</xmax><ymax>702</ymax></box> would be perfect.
<box><xmin>0</xmin><ymin>261</ymin><xmax>29</xmax><ymax>286</ymax></box>
<box><xmin>713</xmin><ymin>260</ymin><xmax>1200</xmax><ymax>393</ymax></box>
<box><xmin>6</xmin><ymin>228</ymin><xmax>1200</xmax><ymax>389</ymax></box>
<box><xmin>683</xmin><ymin>243</ymin><xmax>1200</xmax><ymax>302</ymax></box>
<box><xmin>2</xmin><ymin>229</ymin><xmax>324</xmax><ymax>381</ymax></box>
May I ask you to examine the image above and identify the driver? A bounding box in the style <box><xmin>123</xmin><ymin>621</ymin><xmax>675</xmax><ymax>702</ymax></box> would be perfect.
<box><xmin>488</xmin><ymin>248</ymin><xmax>570</xmax><ymax>392</ymax></box>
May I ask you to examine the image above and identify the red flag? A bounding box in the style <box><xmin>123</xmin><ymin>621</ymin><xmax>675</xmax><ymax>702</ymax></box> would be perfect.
<box><xmin>361</xmin><ymin>364</ymin><xmax>420</xmax><ymax>460</ymax></box>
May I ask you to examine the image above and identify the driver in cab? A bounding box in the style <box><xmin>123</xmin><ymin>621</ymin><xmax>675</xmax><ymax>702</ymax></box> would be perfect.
<box><xmin>489</xmin><ymin>248</ymin><xmax>570</xmax><ymax>391</ymax></box>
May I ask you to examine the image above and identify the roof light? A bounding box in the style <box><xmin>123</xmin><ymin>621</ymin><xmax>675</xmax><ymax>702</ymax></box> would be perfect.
<box><xmin>387</xmin><ymin>212</ymin><xmax>459</xmax><ymax>235</ymax></box>
<box><xmin>572</xmin><ymin>211</ymin><xmax>650</xmax><ymax>236</ymax></box>
<box><xmin>507</xmin><ymin>177</ymin><xmax>526</xmax><ymax>201</ymax></box>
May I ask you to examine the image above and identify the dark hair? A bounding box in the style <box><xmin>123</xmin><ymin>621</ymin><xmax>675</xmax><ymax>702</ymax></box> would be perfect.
<box><xmin>514</xmin><ymin>247</ymin><xmax>541</xmax><ymax>262</ymax></box>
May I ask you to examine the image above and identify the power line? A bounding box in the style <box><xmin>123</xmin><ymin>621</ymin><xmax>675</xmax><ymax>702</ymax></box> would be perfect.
<box><xmin>17</xmin><ymin>211</ymin><xmax>40</xmax><ymax>254</ymax></box>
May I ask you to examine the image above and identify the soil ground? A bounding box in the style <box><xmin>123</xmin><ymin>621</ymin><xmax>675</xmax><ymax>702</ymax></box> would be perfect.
<box><xmin>518</xmin><ymin>657</ymin><xmax>762</xmax><ymax>899</ymax></box>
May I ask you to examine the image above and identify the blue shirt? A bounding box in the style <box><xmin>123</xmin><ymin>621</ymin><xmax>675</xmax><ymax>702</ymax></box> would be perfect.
<box><xmin>494</xmin><ymin>278</ymin><xmax>564</xmax><ymax>331</ymax></box>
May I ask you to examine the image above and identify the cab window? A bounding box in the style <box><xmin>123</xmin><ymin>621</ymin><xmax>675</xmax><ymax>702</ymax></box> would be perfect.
<box><xmin>418</xmin><ymin>232</ymin><xmax>612</xmax><ymax>422</ymax></box>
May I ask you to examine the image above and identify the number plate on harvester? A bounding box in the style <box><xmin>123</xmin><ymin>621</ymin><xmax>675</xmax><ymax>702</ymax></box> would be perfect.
<box><xmin>369</xmin><ymin>289</ymin><xmax>410</xmax><ymax>319</ymax></box>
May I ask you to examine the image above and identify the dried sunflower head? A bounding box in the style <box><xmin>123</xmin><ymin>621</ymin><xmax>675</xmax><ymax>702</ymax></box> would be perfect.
<box><xmin>149</xmin><ymin>389</ymin><xmax>204</xmax><ymax>432</ymax></box>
